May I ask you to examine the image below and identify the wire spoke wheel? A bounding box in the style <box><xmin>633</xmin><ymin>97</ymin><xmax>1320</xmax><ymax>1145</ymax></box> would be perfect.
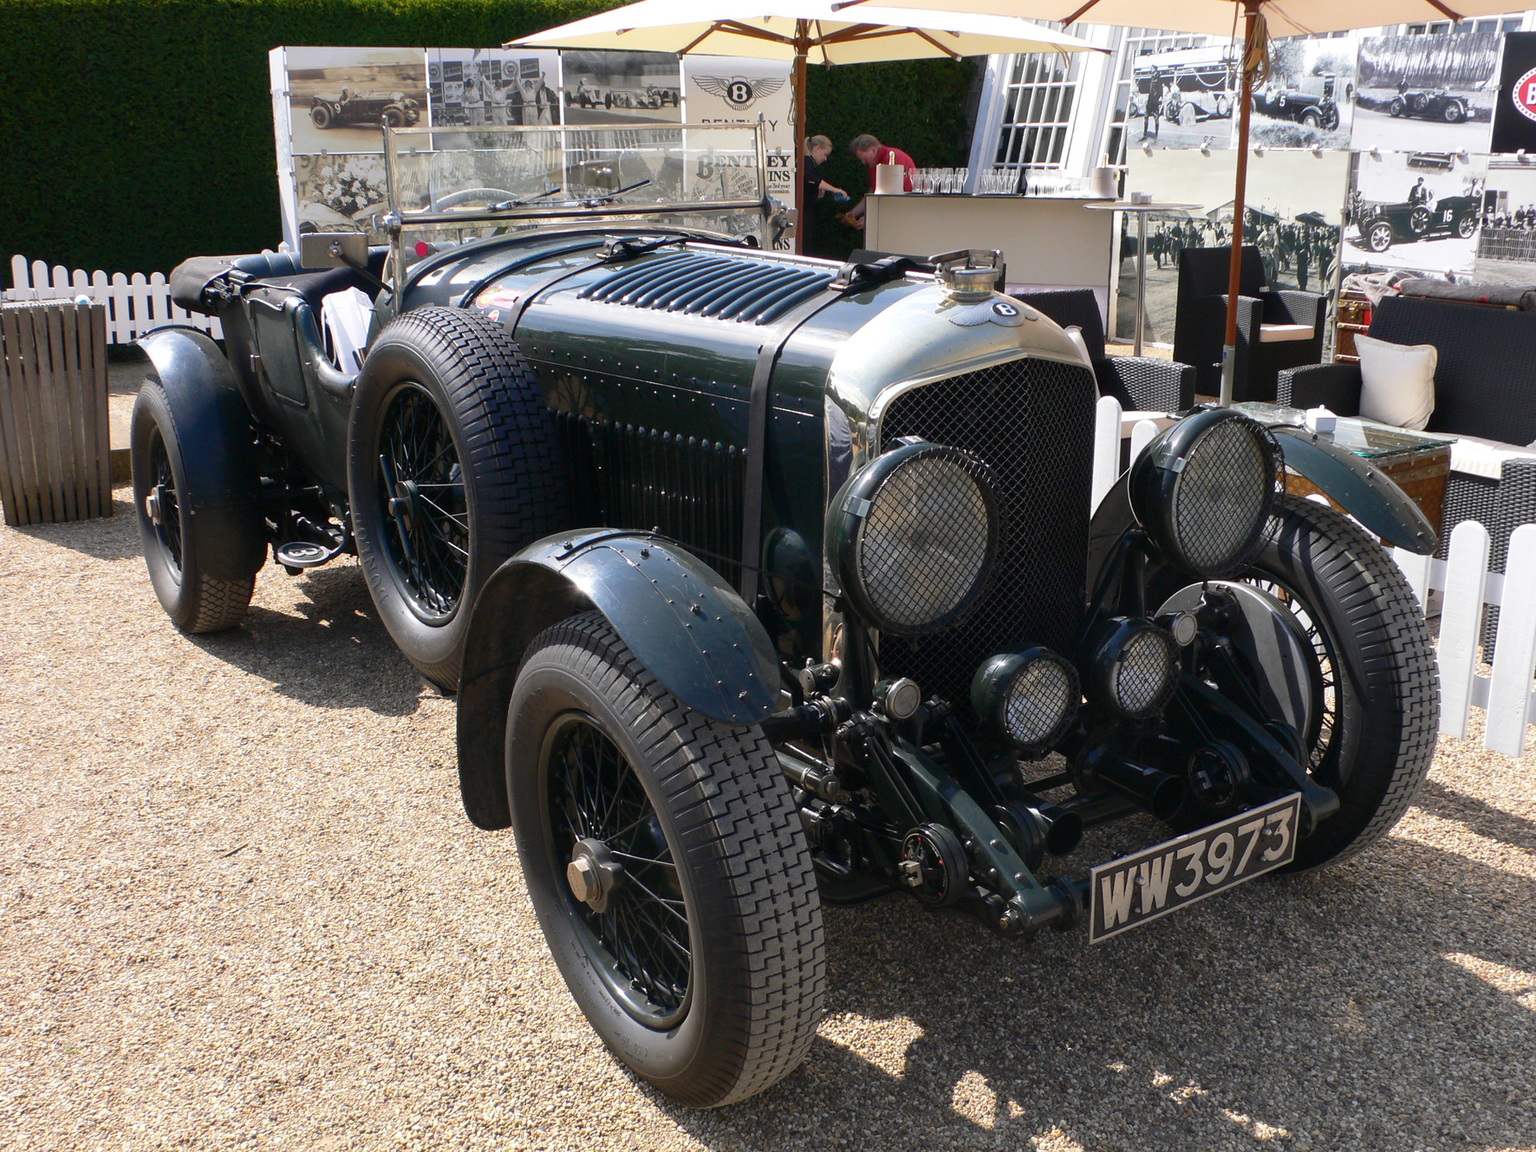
<box><xmin>376</xmin><ymin>382</ymin><xmax>467</xmax><ymax>622</ymax></box>
<box><xmin>507</xmin><ymin>612</ymin><xmax>824</xmax><ymax>1107</ymax></box>
<box><xmin>146</xmin><ymin>428</ymin><xmax>183</xmax><ymax>573</ymax></box>
<box><xmin>1241</xmin><ymin>574</ymin><xmax>1339</xmax><ymax>776</ymax></box>
<box><xmin>544</xmin><ymin>714</ymin><xmax>692</xmax><ymax>1027</ymax></box>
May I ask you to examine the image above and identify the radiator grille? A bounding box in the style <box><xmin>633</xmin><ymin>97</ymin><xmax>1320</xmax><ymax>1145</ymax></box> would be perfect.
<box><xmin>876</xmin><ymin>358</ymin><xmax>1097</xmax><ymax>711</ymax></box>
<box><xmin>556</xmin><ymin>412</ymin><xmax>745</xmax><ymax>586</ymax></box>
<box><xmin>579</xmin><ymin>252</ymin><xmax>832</xmax><ymax>324</ymax></box>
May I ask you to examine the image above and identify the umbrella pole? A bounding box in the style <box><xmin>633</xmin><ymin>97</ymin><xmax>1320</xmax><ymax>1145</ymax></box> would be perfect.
<box><xmin>794</xmin><ymin>45</ymin><xmax>807</xmax><ymax>255</ymax></box>
<box><xmin>1219</xmin><ymin>0</ymin><xmax>1262</xmax><ymax>408</ymax></box>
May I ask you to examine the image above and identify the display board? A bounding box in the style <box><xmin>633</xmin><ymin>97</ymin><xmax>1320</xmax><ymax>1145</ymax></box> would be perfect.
<box><xmin>270</xmin><ymin>47</ymin><xmax>793</xmax><ymax>253</ymax></box>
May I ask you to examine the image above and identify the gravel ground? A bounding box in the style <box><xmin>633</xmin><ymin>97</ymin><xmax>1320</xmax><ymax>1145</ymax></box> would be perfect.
<box><xmin>2</xmin><ymin>490</ymin><xmax>1534</xmax><ymax>1152</ymax></box>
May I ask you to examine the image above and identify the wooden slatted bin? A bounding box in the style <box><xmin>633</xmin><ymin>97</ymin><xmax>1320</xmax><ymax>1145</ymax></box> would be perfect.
<box><xmin>0</xmin><ymin>300</ymin><xmax>112</xmax><ymax>526</ymax></box>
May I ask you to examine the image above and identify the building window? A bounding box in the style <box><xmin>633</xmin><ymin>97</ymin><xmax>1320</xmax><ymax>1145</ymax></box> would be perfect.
<box><xmin>992</xmin><ymin>49</ymin><xmax>1084</xmax><ymax>172</ymax></box>
<box><xmin>1103</xmin><ymin>29</ymin><xmax>1210</xmax><ymax>166</ymax></box>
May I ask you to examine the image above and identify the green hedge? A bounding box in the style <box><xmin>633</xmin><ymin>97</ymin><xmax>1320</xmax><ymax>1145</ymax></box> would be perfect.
<box><xmin>0</xmin><ymin>0</ymin><xmax>971</xmax><ymax>274</ymax></box>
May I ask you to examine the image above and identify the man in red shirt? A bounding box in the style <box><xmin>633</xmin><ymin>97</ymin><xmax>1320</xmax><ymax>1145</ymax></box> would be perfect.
<box><xmin>844</xmin><ymin>133</ymin><xmax>915</xmax><ymax>229</ymax></box>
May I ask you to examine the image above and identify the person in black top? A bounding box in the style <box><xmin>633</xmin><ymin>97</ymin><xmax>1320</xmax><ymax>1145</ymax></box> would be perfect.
<box><xmin>801</xmin><ymin>135</ymin><xmax>847</xmax><ymax>254</ymax></box>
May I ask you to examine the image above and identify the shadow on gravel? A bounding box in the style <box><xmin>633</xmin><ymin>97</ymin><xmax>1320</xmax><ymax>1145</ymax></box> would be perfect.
<box><xmin>12</xmin><ymin>492</ymin><xmax>142</xmax><ymax>563</ymax></box>
<box><xmin>1412</xmin><ymin>778</ymin><xmax>1536</xmax><ymax>854</ymax></box>
<box><xmin>188</xmin><ymin>565</ymin><xmax>428</xmax><ymax>716</ymax></box>
<box><xmin>667</xmin><ymin>836</ymin><xmax>1535</xmax><ymax>1152</ymax></box>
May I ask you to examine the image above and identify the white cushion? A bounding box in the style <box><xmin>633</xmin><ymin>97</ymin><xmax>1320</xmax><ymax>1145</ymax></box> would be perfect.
<box><xmin>1258</xmin><ymin>323</ymin><xmax>1314</xmax><ymax>343</ymax></box>
<box><xmin>1354</xmin><ymin>333</ymin><xmax>1436</xmax><ymax>431</ymax></box>
<box><xmin>1445</xmin><ymin>431</ymin><xmax>1536</xmax><ymax>481</ymax></box>
<box><xmin>1063</xmin><ymin>325</ymin><xmax>1097</xmax><ymax>381</ymax></box>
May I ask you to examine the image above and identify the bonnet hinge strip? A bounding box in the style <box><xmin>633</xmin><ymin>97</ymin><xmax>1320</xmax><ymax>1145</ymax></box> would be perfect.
<box><xmin>739</xmin><ymin>288</ymin><xmax>843</xmax><ymax>608</ymax></box>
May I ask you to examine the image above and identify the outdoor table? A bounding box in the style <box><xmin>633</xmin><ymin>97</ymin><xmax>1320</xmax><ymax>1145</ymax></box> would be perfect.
<box><xmin>1084</xmin><ymin>200</ymin><xmax>1197</xmax><ymax>357</ymax></box>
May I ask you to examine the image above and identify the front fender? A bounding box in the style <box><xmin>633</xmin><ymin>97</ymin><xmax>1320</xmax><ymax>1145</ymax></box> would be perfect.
<box><xmin>1271</xmin><ymin>426</ymin><xmax>1438</xmax><ymax>555</ymax></box>
<box><xmin>455</xmin><ymin>530</ymin><xmax>780</xmax><ymax>830</ymax></box>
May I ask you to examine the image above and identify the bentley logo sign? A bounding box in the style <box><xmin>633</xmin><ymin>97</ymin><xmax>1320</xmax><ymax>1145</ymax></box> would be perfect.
<box><xmin>694</xmin><ymin>75</ymin><xmax>787</xmax><ymax>111</ymax></box>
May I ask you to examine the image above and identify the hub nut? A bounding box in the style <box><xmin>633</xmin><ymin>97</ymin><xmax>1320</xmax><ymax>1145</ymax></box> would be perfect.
<box><xmin>567</xmin><ymin>856</ymin><xmax>601</xmax><ymax>904</ymax></box>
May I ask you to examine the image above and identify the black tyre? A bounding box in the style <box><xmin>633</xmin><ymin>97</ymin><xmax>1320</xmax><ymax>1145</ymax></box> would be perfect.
<box><xmin>1244</xmin><ymin>495</ymin><xmax>1438</xmax><ymax>869</ymax></box>
<box><xmin>1443</xmin><ymin>101</ymin><xmax>1465</xmax><ymax>123</ymax></box>
<box><xmin>311</xmin><ymin>103</ymin><xmax>333</xmax><ymax>129</ymax></box>
<box><xmin>1364</xmin><ymin>219</ymin><xmax>1394</xmax><ymax>253</ymax></box>
<box><xmin>1215</xmin><ymin>94</ymin><xmax>1231</xmax><ymax>117</ymax></box>
<box><xmin>130</xmin><ymin>381</ymin><xmax>259</xmax><ymax>633</ymax></box>
<box><xmin>348</xmin><ymin>306</ymin><xmax>566</xmax><ymax>690</ymax></box>
<box><xmin>1409</xmin><ymin>206</ymin><xmax>1432</xmax><ymax>236</ymax></box>
<box><xmin>1456</xmin><ymin>213</ymin><xmax>1478</xmax><ymax>239</ymax></box>
<box><xmin>1389</xmin><ymin>97</ymin><xmax>1405</xmax><ymax>117</ymax></box>
<box><xmin>507</xmin><ymin>612</ymin><xmax>825</xmax><ymax>1108</ymax></box>
<box><xmin>383</xmin><ymin>104</ymin><xmax>406</xmax><ymax>128</ymax></box>
<box><xmin>1301</xmin><ymin>108</ymin><xmax>1321</xmax><ymax>127</ymax></box>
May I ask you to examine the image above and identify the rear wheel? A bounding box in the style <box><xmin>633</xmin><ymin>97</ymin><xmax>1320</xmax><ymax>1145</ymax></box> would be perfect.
<box><xmin>1389</xmin><ymin>97</ymin><xmax>1405</xmax><ymax>117</ymax></box>
<box><xmin>348</xmin><ymin>307</ymin><xmax>566</xmax><ymax>689</ymax></box>
<box><xmin>310</xmin><ymin>103</ymin><xmax>333</xmax><ymax>129</ymax></box>
<box><xmin>1456</xmin><ymin>213</ymin><xmax>1479</xmax><ymax>239</ymax></box>
<box><xmin>131</xmin><ymin>381</ymin><xmax>259</xmax><ymax>632</ymax></box>
<box><xmin>507</xmin><ymin>612</ymin><xmax>825</xmax><ymax>1107</ymax></box>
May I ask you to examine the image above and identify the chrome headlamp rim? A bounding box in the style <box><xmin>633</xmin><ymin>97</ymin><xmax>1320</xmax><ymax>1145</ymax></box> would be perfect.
<box><xmin>1128</xmin><ymin>408</ymin><xmax>1280</xmax><ymax>580</ymax></box>
<box><xmin>827</xmin><ymin>439</ymin><xmax>1000</xmax><ymax>637</ymax></box>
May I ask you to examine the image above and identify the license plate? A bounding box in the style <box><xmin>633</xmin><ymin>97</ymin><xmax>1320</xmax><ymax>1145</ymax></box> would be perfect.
<box><xmin>1088</xmin><ymin>793</ymin><xmax>1301</xmax><ymax>944</ymax></box>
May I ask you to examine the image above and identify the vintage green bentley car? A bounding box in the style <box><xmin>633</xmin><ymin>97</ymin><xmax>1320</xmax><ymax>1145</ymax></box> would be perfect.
<box><xmin>133</xmin><ymin>125</ymin><xmax>1439</xmax><ymax>1108</ymax></box>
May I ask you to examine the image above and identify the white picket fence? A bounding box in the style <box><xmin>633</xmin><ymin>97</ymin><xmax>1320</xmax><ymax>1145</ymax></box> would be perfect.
<box><xmin>4</xmin><ymin>254</ymin><xmax>221</xmax><ymax>343</ymax></box>
<box><xmin>1092</xmin><ymin>394</ymin><xmax>1536</xmax><ymax>758</ymax></box>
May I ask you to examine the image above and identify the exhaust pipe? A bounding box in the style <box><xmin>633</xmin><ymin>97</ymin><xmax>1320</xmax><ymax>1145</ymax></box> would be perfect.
<box><xmin>1095</xmin><ymin>757</ymin><xmax>1186</xmax><ymax>822</ymax></box>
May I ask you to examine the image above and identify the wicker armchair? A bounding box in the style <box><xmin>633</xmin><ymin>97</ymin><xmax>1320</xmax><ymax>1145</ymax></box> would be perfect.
<box><xmin>1279</xmin><ymin>293</ymin><xmax>1536</xmax><ymax>653</ymax></box>
<box><xmin>1013</xmin><ymin>288</ymin><xmax>1194</xmax><ymax>412</ymax></box>
<box><xmin>1173</xmin><ymin>246</ymin><xmax>1326</xmax><ymax>403</ymax></box>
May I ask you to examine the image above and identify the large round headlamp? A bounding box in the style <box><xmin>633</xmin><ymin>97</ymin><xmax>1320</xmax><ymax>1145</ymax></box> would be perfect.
<box><xmin>828</xmin><ymin>440</ymin><xmax>999</xmax><ymax>636</ymax></box>
<box><xmin>971</xmin><ymin>647</ymin><xmax>1080</xmax><ymax>755</ymax></box>
<box><xmin>1129</xmin><ymin>408</ymin><xmax>1279</xmax><ymax>579</ymax></box>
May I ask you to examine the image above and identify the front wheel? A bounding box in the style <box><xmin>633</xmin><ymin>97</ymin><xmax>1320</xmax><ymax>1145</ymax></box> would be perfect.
<box><xmin>507</xmin><ymin>612</ymin><xmax>825</xmax><ymax>1107</ymax></box>
<box><xmin>348</xmin><ymin>307</ymin><xmax>566</xmax><ymax>689</ymax></box>
<box><xmin>1363</xmin><ymin>219</ymin><xmax>1394</xmax><ymax>252</ymax></box>
<box><xmin>1443</xmin><ymin>101</ymin><xmax>1465</xmax><ymax>123</ymax></box>
<box><xmin>1243</xmin><ymin>495</ymin><xmax>1437</xmax><ymax>869</ymax></box>
<box><xmin>1301</xmin><ymin>108</ymin><xmax>1321</xmax><ymax>128</ymax></box>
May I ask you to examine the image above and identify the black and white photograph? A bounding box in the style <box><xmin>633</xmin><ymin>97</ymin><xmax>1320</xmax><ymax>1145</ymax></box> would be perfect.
<box><xmin>1344</xmin><ymin>150</ymin><xmax>1489</xmax><ymax>275</ymax></box>
<box><xmin>561</xmin><ymin>50</ymin><xmax>683</xmax><ymax>126</ymax></box>
<box><xmin>1352</xmin><ymin>30</ymin><xmax>1500</xmax><ymax>155</ymax></box>
<box><xmin>1129</xmin><ymin>44</ymin><xmax>1238</xmax><ymax>151</ymax></box>
<box><xmin>1249</xmin><ymin>35</ymin><xmax>1357</xmax><ymax>150</ymax></box>
<box><xmin>1114</xmin><ymin>148</ymin><xmax>1351</xmax><ymax>345</ymax></box>
<box><xmin>293</xmin><ymin>153</ymin><xmax>391</xmax><ymax>242</ymax></box>
<box><xmin>1468</xmin><ymin>158</ymin><xmax>1536</xmax><ymax>286</ymax></box>
<box><xmin>427</xmin><ymin>49</ymin><xmax>561</xmax><ymax>129</ymax></box>
<box><xmin>283</xmin><ymin>47</ymin><xmax>428</xmax><ymax>155</ymax></box>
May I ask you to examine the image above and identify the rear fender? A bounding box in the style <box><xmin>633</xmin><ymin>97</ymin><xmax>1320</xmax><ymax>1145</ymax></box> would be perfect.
<box><xmin>134</xmin><ymin>327</ymin><xmax>266</xmax><ymax>579</ymax></box>
<box><xmin>455</xmin><ymin>531</ymin><xmax>780</xmax><ymax>830</ymax></box>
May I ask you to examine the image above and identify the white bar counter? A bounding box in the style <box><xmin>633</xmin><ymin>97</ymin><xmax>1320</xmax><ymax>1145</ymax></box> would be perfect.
<box><xmin>864</xmin><ymin>192</ymin><xmax>1116</xmax><ymax>313</ymax></box>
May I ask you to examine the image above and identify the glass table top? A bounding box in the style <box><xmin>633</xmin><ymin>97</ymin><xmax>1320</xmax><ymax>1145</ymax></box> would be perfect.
<box><xmin>1233</xmin><ymin>403</ymin><xmax>1457</xmax><ymax>462</ymax></box>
